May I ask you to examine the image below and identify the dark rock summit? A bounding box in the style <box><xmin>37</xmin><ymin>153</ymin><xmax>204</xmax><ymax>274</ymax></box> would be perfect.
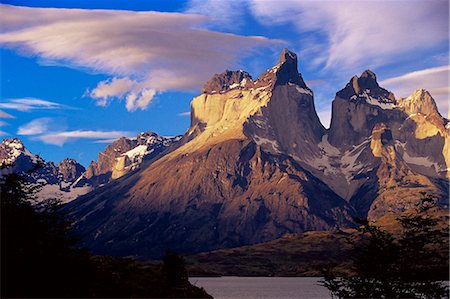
<box><xmin>202</xmin><ymin>70</ymin><xmax>253</xmax><ymax>94</ymax></box>
<box><xmin>336</xmin><ymin>70</ymin><xmax>394</xmax><ymax>101</ymax></box>
<box><xmin>273</xmin><ymin>48</ymin><xmax>308</xmax><ymax>87</ymax></box>
<box><xmin>57</xmin><ymin>158</ymin><xmax>85</xmax><ymax>183</ymax></box>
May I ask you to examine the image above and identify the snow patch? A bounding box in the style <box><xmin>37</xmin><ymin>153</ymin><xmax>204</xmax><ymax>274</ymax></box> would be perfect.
<box><xmin>253</xmin><ymin>135</ymin><xmax>281</xmax><ymax>154</ymax></box>
<box><xmin>288</xmin><ymin>83</ymin><xmax>313</xmax><ymax>96</ymax></box>
<box><xmin>318</xmin><ymin>134</ymin><xmax>340</xmax><ymax>156</ymax></box>
<box><xmin>123</xmin><ymin>145</ymin><xmax>149</xmax><ymax>158</ymax></box>
<box><xmin>355</xmin><ymin>91</ymin><xmax>395</xmax><ymax>109</ymax></box>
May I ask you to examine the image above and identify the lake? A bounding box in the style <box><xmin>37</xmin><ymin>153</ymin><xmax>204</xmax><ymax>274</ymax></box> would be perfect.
<box><xmin>189</xmin><ymin>277</ymin><xmax>332</xmax><ymax>299</ymax></box>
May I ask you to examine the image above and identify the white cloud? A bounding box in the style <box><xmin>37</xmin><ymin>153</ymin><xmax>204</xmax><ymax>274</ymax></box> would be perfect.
<box><xmin>380</xmin><ymin>65</ymin><xmax>450</xmax><ymax>117</ymax></box>
<box><xmin>248</xmin><ymin>0</ymin><xmax>449</xmax><ymax>72</ymax></box>
<box><xmin>0</xmin><ymin>4</ymin><xmax>275</xmax><ymax>111</ymax></box>
<box><xmin>17</xmin><ymin>118</ymin><xmax>52</xmax><ymax>135</ymax></box>
<box><xmin>0</xmin><ymin>131</ymin><xmax>9</xmax><ymax>136</ymax></box>
<box><xmin>0</xmin><ymin>98</ymin><xmax>65</xmax><ymax>111</ymax></box>
<box><xmin>38</xmin><ymin>130</ymin><xmax>134</xmax><ymax>146</ymax></box>
<box><xmin>178</xmin><ymin>111</ymin><xmax>191</xmax><ymax>117</ymax></box>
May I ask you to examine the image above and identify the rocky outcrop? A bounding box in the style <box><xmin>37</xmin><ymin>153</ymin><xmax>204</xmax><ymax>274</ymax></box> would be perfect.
<box><xmin>82</xmin><ymin>131</ymin><xmax>181</xmax><ymax>186</ymax></box>
<box><xmin>57</xmin><ymin>158</ymin><xmax>85</xmax><ymax>182</ymax></box>
<box><xmin>367</xmin><ymin>123</ymin><xmax>444</xmax><ymax>219</ymax></box>
<box><xmin>329</xmin><ymin>70</ymin><xmax>399</xmax><ymax>148</ymax></box>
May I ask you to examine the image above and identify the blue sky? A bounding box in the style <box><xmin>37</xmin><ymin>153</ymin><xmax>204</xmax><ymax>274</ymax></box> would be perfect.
<box><xmin>0</xmin><ymin>0</ymin><xmax>448</xmax><ymax>167</ymax></box>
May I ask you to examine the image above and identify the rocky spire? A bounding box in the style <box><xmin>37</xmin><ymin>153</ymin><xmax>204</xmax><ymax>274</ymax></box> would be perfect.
<box><xmin>254</xmin><ymin>48</ymin><xmax>308</xmax><ymax>89</ymax></box>
<box><xmin>274</xmin><ymin>48</ymin><xmax>308</xmax><ymax>87</ymax></box>
<box><xmin>337</xmin><ymin>70</ymin><xmax>394</xmax><ymax>101</ymax></box>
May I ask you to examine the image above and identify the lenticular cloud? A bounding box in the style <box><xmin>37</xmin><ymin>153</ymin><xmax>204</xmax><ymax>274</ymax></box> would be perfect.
<box><xmin>0</xmin><ymin>4</ymin><xmax>274</xmax><ymax>111</ymax></box>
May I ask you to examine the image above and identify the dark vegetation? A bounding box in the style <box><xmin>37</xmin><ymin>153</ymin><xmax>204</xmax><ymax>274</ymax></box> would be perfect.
<box><xmin>186</xmin><ymin>230</ymin><xmax>355</xmax><ymax>277</ymax></box>
<box><xmin>322</xmin><ymin>193</ymin><xmax>449</xmax><ymax>299</ymax></box>
<box><xmin>0</xmin><ymin>173</ymin><xmax>211</xmax><ymax>298</ymax></box>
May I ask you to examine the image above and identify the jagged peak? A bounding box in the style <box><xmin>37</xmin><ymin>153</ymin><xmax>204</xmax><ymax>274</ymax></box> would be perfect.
<box><xmin>58</xmin><ymin>157</ymin><xmax>82</xmax><ymax>166</ymax></box>
<box><xmin>0</xmin><ymin>137</ymin><xmax>41</xmax><ymax>167</ymax></box>
<box><xmin>336</xmin><ymin>70</ymin><xmax>395</xmax><ymax>107</ymax></box>
<box><xmin>278</xmin><ymin>48</ymin><xmax>297</xmax><ymax>65</ymax></box>
<box><xmin>2</xmin><ymin>137</ymin><xmax>24</xmax><ymax>147</ymax></box>
<box><xmin>201</xmin><ymin>49</ymin><xmax>309</xmax><ymax>94</ymax></box>
<box><xmin>255</xmin><ymin>48</ymin><xmax>308</xmax><ymax>89</ymax></box>
<box><xmin>201</xmin><ymin>69</ymin><xmax>253</xmax><ymax>94</ymax></box>
<box><xmin>361</xmin><ymin>69</ymin><xmax>377</xmax><ymax>80</ymax></box>
<box><xmin>397</xmin><ymin>88</ymin><xmax>440</xmax><ymax>117</ymax></box>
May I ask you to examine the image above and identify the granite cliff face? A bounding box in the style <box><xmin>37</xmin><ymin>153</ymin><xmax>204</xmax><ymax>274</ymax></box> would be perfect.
<box><xmin>66</xmin><ymin>49</ymin><xmax>449</xmax><ymax>259</ymax></box>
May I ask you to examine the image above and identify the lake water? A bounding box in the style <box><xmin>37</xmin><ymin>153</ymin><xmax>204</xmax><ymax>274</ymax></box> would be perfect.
<box><xmin>189</xmin><ymin>277</ymin><xmax>332</xmax><ymax>299</ymax></box>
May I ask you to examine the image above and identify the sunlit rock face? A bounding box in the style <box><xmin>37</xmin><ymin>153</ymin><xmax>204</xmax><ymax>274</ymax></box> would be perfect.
<box><xmin>65</xmin><ymin>49</ymin><xmax>449</xmax><ymax>259</ymax></box>
<box><xmin>366</xmin><ymin>123</ymin><xmax>444</xmax><ymax>220</ymax></box>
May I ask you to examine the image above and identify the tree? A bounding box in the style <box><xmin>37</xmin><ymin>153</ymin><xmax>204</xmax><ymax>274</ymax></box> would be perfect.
<box><xmin>1</xmin><ymin>172</ymin><xmax>211</xmax><ymax>298</ymax></box>
<box><xmin>322</xmin><ymin>193</ymin><xmax>449</xmax><ymax>299</ymax></box>
<box><xmin>162</xmin><ymin>250</ymin><xmax>189</xmax><ymax>286</ymax></box>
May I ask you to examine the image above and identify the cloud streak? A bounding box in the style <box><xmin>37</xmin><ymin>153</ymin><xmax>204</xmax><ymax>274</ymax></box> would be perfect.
<box><xmin>381</xmin><ymin>65</ymin><xmax>449</xmax><ymax>117</ymax></box>
<box><xmin>0</xmin><ymin>4</ymin><xmax>276</xmax><ymax>111</ymax></box>
<box><xmin>248</xmin><ymin>0</ymin><xmax>449</xmax><ymax>72</ymax></box>
<box><xmin>0</xmin><ymin>98</ymin><xmax>66</xmax><ymax>111</ymax></box>
<box><xmin>0</xmin><ymin>110</ymin><xmax>15</xmax><ymax>118</ymax></box>
<box><xmin>38</xmin><ymin>130</ymin><xmax>134</xmax><ymax>146</ymax></box>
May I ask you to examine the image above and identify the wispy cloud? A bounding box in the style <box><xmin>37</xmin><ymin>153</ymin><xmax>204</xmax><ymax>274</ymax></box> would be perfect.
<box><xmin>0</xmin><ymin>4</ymin><xmax>276</xmax><ymax>111</ymax></box>
<box><xmin>17</xmin><ymin>118</ymin><xmax>52</xmax><ymax>135</ymax></box>
<box><xmin>0</xmin><ymin>110</ymin><xmax>14</xmax><ymax>118</ymax></box>
<box><xmin>92</xmin><ymin>138</ymin><xmax>122</xmax><ymax>144</ymax></box>
<box><xmin>178</xmin><ymin>111</ymin><xmax>191</xmax><ymax>117</ymax></box>
<box><xmin>185</xmin><ymin>0</ymin><xmax>246</xmax><ymax>30</ymax></box>
<box><xmin>0</xmin><ymin>98</ymin><xmax>66</xmax><ymax>111</ymax></box>
<box><xmin>38</xmin><ymin>130</ymin><xmax>134</xmax><ymax>146</ymax></box>
<box><xmin>247</xmin><ymin>0</ymin><xmax>448</xmax><ymax>72</ymax></box>
<box><xmin>380</xmin><ymin>65</ymin><xmax>449</xmax><ymax>117</ymax></box>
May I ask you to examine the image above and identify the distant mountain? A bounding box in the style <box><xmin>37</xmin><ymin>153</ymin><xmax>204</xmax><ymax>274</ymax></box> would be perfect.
<box><xmin>0</xmin><ymin>138</ymin><xmax>90</xmax><ymax>203</ymax></box>
<box><xmin>1</xmin><ymin>131</ymin><xmax>181</xmax><ymax>202</ymax></box>
<box><xmin>79</xmin><ymin>131</ymin><xmax>181</xmax><ymax>187</ymax></box>
<box><xmin>65</xmin><ymin>49</ymin><xmax>448</xmax><ymax>259</ymax></box>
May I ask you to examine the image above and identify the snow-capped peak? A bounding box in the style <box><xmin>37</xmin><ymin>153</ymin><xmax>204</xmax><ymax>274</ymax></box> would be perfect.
<box><xmin>0</xmin><ymin>138</ymin><xmax>40</xmax><ymax>166</ymax></box>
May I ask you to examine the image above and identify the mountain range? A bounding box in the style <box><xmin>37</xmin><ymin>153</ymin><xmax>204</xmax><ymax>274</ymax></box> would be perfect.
<box><xmin>2</xmin><ymin>49</ymin><xmax>448</xmax><ymax>259</ymax></box>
